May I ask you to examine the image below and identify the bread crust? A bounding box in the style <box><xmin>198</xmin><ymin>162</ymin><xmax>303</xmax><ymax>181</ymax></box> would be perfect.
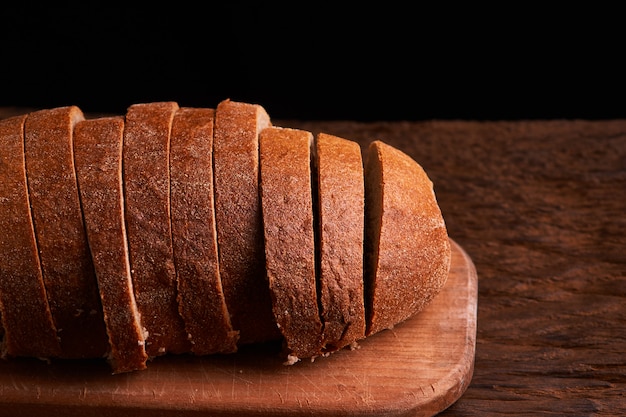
<box><xmin>74</xmin><ymin>116</ymin><xmax>148</xmax><ymax>373</ymax></box>
<box><xmin>213</xmin><ymin>99</ymin><xmax>279</xmax><ymax>345</ymax></box>
<box><xmin>0</xmin><ymin>102</ymin><xmax>452</xmax><ymax>372</ymax></box>
<box><xmin>122</xmin><ymin>102</ymin><xmax>190</xmax><ymax>356</ymax></box>
<box><xmin>315</xmin><ymin>133</ymin><xmax>366</xmax><ymax>351</ymax></box>
<box><xmin>24</xmin><ymin>106</ymin><xmax>108</xmax><ymax>358</ymax></box>
<box><xmin>170</xmin><ymin>107</ymin><xmax>239</xmax><ymax>355</ymax></box>
<box><xmin>259</xmin><ymin>126</ymin><xmax>323</xmax><ymax>360</ymax></box>
<box><xmin>364</xmin><ymin>140</ymin><xmax>451</xmax><ymax>336</ymax></box>
<box><xmin>0</xmin><ymin>114</ymin><xmax>61</xmax><ymax>358</ymax></box>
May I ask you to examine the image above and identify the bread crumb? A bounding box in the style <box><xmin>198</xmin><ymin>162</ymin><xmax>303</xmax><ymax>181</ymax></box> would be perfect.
<box><xmin>349</xmin><ymin>341</ymin><xmax>361</xmax><ymax>350</ymax></box>
<box><xmin>283</xmin><ymin>354</ymin><xmax>300</xmax><ymax>365</ymax></box>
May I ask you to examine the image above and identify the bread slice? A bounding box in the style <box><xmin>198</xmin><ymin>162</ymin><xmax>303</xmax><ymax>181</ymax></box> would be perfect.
<box><xmin>0</xmin><ymin>114</ymin><xmax>61</xmax><ymax>358</ymax></box>
<box><xmin>364</xmin><ymin>140</ymin><xmax>451</xmax><ymax>336</ymax></box>
<box><xmin>74</xmin><ymin>116</ymin><xmax>148</xmax><ymax>373</ymax></box>
<box><xmin>24</xmin><ymin>106</ymin><xmax>109</xmax><ymax>359</ymax></box>
<box><xmin>170</xmin><ymin>107</ymin><xmax>239</xmax><ymax>355</ymax></box>
<box><xmin>213</xmin><ymin>99</ymin><xmax>280</xmax><ymax>345</ymax></box>
<box><xmin>259</xmin><ymin>126</ymin><xmax>323</xmax><ymax>362</ymax></box>
<box><xmin>314</xmin><ymin>132</ymin><xmax>366</xmax><ymax>352</ymax></box>
<box><xmin>122</xmin><ymin>102</ymin><xmax>190</xmax><ymax>356</ymax></box>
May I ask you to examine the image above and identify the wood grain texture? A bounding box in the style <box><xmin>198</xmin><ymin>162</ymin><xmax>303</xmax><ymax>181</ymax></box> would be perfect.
<box><xmin>0</xmin><ymin>238</ymin><xmax>475</xmax><ymax>417</ymax></box>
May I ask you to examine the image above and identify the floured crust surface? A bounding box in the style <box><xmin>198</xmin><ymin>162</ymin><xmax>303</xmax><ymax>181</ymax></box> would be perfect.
<box><xmin>123</xmin><ymin>102</ymin><xmax>190</xmax><ymax>356</ymax></box>
<box><xmin>74</xmin><ymin>116</ymin><xmax>148</xmax><ymax>373</ymax></box>
<box><xmin>170</xmin><ymin>107</ymin><xmax>239</xmax><ymax>355</ymax></box>
<box><xmin>24</xmin><ymin>106</ymin><xmax>108</xmax><ymax>358</ymax></box>
<box><xmin>315</xmin><ymin>132</ymin><xmax>366</xmax><ymax>351</ymax></box>
<box><xmin>0</xmin><ymin>114</ymin><xmax>61</xmax><ymax>358</ymax></box>
<box><xmin>260</xmin><ymin>126</ymin><xmax>323</xmax><ymax>360</ymax></box>
<box><xmin>213</xmin><ymin>99</ymin><xmax>280</xmax><ymax>345</ymax></box>
<box><xmin>364</xmin><ymin>140</ymin><xmax>451</xmax><ymax>336</ymax></box>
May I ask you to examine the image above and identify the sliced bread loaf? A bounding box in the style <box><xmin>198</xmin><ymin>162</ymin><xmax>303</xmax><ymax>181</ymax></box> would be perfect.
<box><xmin>364</xmin><ymin>140</ymin><xmax>451</xmax><ymax>336</ymax></box>
<box><xmin>314</xmin><ymin>132</ymin><xmax>366</xmax><ymax>352</ymax></box>
<box><xmin>170</xmin><ymin>107</ymin><xmax>239</xmax><ymax>355</ymax></box>
<box><xmin>0</xmin><ymin>101</ymin><xmax>453</xmax><ymax>373</ymax></box>
<box><xmin>24</xmin><ymin>106</ymin><xmax>109</xmax><ymax>358</ymax></box>
<box><xmin>213</xmin><ymin>99</ymin><xmax>280</xmax><ymax>345</ymax></box>
<box><xmin>0</xmin><ymin>114</ymin><xmax>61</xmax><ymax>358</ymax></box>
<box><xmin>122</xmin><ymin>102</ymin><xmax>190</xmax><ymax>356</ymax></box>
<box><xmin>259</xmin><ymin>126</ymin><xmax>323</xmax><ymax>362</ymax></box>
<box><xmin>74</xmin><ymin>116</ymin><xmax>148</xmax><ymax>373</ymax></box>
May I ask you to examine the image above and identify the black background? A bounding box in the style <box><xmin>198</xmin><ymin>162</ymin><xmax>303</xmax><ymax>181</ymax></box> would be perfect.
<box><xmin>2</xmin><ymin>3</ymin><xmax>625</xmax><ymax>121</ymax></box>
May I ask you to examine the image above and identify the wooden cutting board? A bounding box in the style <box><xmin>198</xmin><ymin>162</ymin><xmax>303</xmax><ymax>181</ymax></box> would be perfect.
<box><xmin>0</xmin><ymin>238</ymin><xmax>477</xmax><ymax>417</ymax></box>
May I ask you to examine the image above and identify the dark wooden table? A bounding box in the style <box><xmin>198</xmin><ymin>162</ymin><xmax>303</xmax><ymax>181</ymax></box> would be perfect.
<box><xmin>2</xmin><ymin>107</ymin><xmax>625</xmax><ymax>415</ymax></box>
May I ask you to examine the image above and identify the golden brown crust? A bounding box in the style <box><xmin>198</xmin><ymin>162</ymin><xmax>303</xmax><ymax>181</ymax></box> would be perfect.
<box><xmin>364</xmin><ymin>140</ymin><xmax>451</xmax><ymax>336</ymax></box>
<box><xmin>315</xmin><ymin>133</ymin><xmax>366</xmax><ymax>351</ymax></box>
<box><xmin>0</xmin><ymin>101</ymin><xmax>453</xmax><ymax>372</ymax></box>
<box><xmin>213</xmin><ymin>99</ymin><xmax>280</xmax><ymax>345</ymax></box>
<box><xmin>24</xmin><ymin>106</ymin><xmax>108</xmax><ymax>358</ymax></box>
<box><xmin>122</xmin><ymin>102</ymin><xmax>190</xmax><ymax>356</ymax></box>
<box><xmin>170</xmin><ymin>107</ymin><xmax>239</xmax><ymax>355</ymax></box>
<box><xmin>74</xmin><ymin>116</ymin><xmax>148</xmax><ymax>373</ymax></box>
<box><xmin>0</xmin><ymin>114</ymin><xmax>61</xmax><ymax>358</ymax></box>
<box><xmin>259</xmin><ymin>126</ymin><xmax>323</xmax><ymax>360</ymax></box>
